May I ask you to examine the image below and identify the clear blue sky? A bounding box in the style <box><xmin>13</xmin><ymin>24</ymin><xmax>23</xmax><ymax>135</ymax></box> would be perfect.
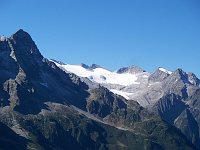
<box><xmin>1</xmin><ymin>0</ymin><xmax>200</xmax><ymax>77</ymax></box>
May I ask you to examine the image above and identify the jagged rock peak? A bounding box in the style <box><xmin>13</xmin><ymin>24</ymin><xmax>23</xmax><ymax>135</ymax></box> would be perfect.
<box><xmin>172</xmin><ymin>68</ymin><xmax>188</xmax><ymax>79</ymax></box>
<box><xmin>167</xmin><ymin>68</ymin><xmax>199</xmax><ymax>85</ymax></box>
<box><xmin>0</xmin><ymin>29</ymin><xmax>45</xmax><ymax>78</ymax></box>
<box><xmin>148</xmin><ymin>68</ymin><xmax>170</xmax><ymax>82</ymax></box>
<box><xmin>80</xmin><ymin>63</ymin><xmax>90</xmax><ymax>69</ymax></box>
<box><xmin>51</xmin><ymin>59</ymin><xmax>66</xmax><ymax>65</ymax></box>
<box><xmin>10</xmin><ymin>29</ymin><xmax>32</xmax><ymax>41</ymax></box>
<box><xmin>90</xmin><ymin>64</ymin><xmax>102</xmax><ymax>69</ymax></box>
<box><xmin>188</xmin><ymin>72</ymin><xmax>200</xmax><ymax>85</ymax></box>
<box><xmin>80</xmin><ymin>63</ymin><xmax>103</xmax><ymax>70</ymax></box>
<box><xmin>175</xmin><ymin>68</ymin><xmax>185</xmax><ymax>73</ymax></box>
<box><xmin>8</xmin><ymin>29</ymin><xmax>43</xmax><ymax>57</ymax></box>
<box><xmin>117</xmin><ymin>65</ymin><xmax>145</xmax><ymax>74</ymax></box>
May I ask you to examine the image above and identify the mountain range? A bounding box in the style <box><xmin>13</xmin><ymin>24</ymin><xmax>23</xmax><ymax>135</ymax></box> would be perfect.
<box><xmin>0</xmin><ymin>29</ymin><xmax>199</xmax><ymax>150</ymax></box>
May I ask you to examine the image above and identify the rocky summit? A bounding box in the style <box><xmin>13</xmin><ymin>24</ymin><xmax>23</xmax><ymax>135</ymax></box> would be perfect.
<box><xmin>0</xmin><ymin>30</ymin><xmax>199</xmax><ymax>150</ymax></box>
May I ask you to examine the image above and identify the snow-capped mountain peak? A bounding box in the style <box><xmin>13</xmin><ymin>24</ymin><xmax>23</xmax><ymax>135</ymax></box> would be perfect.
<box><xmin>51</xmin><ymin>60</ymin><xmax>140</xmax><ymax>86</ymax></box>
<box><xmin>51</xmin><ymin>59</ymin><xmax>199</xmax><ymax>109</ymax></box>
<box><xmin>158</xmin><ymin>67</ymin><xmax>172</xmax><ymax>74</ymax></box>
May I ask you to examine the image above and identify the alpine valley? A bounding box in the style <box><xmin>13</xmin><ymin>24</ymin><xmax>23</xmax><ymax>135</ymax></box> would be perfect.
<box><xmin>0</xmin><ymin>30</ymin><xmax>199</xmax><ymax>150</ymax></box>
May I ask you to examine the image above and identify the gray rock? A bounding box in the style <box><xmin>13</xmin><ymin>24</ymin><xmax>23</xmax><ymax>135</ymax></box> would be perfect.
<box><xmin>0</xmin><ymin>29</ymin><xmax>198</xmax><ymax>150</ymax></box>
<box><xmin>117</xmin><ymin>66</ymin><xmax>145</xmax><ymax>74</ymax></box>
<box><xmin>148</xmin><ymin>68</ymin><xmax>170</xmax><ymax>82</ymax></box>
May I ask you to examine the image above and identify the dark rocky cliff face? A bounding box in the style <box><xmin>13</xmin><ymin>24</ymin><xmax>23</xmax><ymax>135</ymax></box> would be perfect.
<box><xmin>0</xmin><ymin>29</ymin><xmax>91</xmax><ymax>114</ymax></box>
<box><xmin>0</xmin><ymin>30</ymin><xmax>197</xmax><ymax>150</ymax></box>
<box><xmin>152</xmin><ymin>70</ymin><xmax>200</xmax><ymax>148</ymax></box>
